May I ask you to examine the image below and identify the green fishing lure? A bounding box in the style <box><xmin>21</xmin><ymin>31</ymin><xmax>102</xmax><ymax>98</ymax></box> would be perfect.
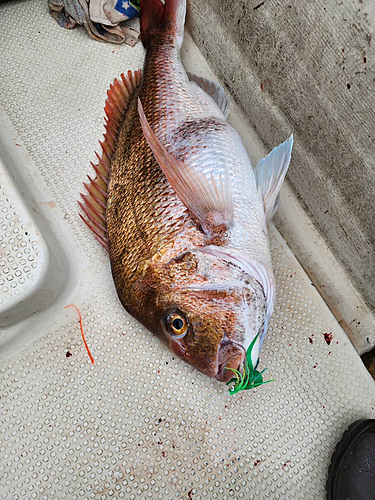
<box><xmin>226</xmin><ymin>331</ymin><xmax>274</xmax><ymax>394</ymax></box>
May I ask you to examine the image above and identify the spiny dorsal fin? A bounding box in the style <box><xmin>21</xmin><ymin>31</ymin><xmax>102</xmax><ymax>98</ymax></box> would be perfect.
<box><xmin>138</xmin><ymin>98</ymin><xmax>233</xmax><ymax>237</ymax></box>
<box><xmin>256</xmin><ymin>135</ymin><xmax>293</xmax><ymax>222</ymax></box>
<box><xmin>187</xmin><ymin>72</ymin><xmax>230</xmax><ymax>119</ymax></box>
<box><xmin>79</xmin><ymin>69</ymin><xmax>142</xmax><ymax>251</ymax></box>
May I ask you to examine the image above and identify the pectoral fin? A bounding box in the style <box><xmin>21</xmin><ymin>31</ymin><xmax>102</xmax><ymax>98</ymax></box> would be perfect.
<box><xmin>256</xmin><ymin>135</ymin><xmax>293</xmax><ymax>222</ymax></box>
<box><xmin>138</xmin><ymin>99</ymin><xmax>233</xmax><ymax>235</ymax></box>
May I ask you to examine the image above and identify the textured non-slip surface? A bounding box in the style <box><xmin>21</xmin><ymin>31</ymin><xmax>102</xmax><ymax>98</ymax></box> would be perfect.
<box><xmin>0</xmin><ymin>1</ymin><xmax>374</xmax><ymax>499</ymax></box>
<box><xmin>0</xmin><ymin>175</ymin><xmax>42</xmax><ymax>306</ymax></box>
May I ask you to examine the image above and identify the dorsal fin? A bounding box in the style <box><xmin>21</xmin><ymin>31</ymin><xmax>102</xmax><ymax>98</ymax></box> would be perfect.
<box><xmin>187</xmin><ymin>72</ymin><xmax>230</xmax><ymax>119</ymax></box>
<box><xmin>79</xmin><ymin>70</ymin><xmax>142</xmax><ymax>251</ymax></box>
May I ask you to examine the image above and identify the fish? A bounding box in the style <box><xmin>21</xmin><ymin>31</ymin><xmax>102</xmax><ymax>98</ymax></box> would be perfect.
<box><xmin>79</xmin><ymin>0</ymin><xmax>293</xmax><ymax>382</ymax></box>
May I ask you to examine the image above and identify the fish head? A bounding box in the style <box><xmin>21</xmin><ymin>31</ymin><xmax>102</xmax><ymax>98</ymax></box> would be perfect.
<box><xmin>142</xmin><ymin>250</ymin><xmax>267</xmax><ymax>382</ymax></box>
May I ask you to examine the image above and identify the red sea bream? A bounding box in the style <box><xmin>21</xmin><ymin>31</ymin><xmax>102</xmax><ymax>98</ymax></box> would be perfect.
<box><xmin>79</xmin><ymin>0</ymin><xmax>293</xmax><ymax>382</ymax></box>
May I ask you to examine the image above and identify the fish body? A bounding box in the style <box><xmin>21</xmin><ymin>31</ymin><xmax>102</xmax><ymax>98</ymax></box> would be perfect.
<box><xmin>80</xmin><ymin>0</ymin><xmax>293</xmax><ymax>381</ymax></box>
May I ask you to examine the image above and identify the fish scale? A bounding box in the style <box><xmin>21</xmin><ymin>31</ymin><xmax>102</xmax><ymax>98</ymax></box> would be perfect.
<box><xmin>134</xmin><ymin>33</ymin><xmax>271</xmax><ymax>269</ymax></box>
<box><xmin>80</xmin><ymin>0</ymin><xmax>293</xmax><ymax>382</ymax></box>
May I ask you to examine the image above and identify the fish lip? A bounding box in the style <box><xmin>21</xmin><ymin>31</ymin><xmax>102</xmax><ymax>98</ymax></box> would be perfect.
<box><xmin>216</xmin><ymin>361</ymin><xmax>232</xmax><ymax>382</ymax></box>
<box><xmin>216</xmin><ymin>341</ymin><xmax>245</xmax><ymax>382</ymax></box>
<box><xmin>217</xmin><ymin>340</ymin><xmax>246</xmax><ymax>361</ymax></box>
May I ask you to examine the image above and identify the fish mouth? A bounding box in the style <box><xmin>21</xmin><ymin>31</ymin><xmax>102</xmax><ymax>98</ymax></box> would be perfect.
<box><xmin>216</xmin><ymin>341</ymin><xmax>245</xmax><ymax>382</ymax></box>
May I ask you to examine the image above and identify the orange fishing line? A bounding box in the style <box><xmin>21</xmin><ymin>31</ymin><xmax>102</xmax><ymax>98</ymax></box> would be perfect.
<box><xmin>64</xmin><ymin>304</ymin><xmax>94</xmax><ymax>364</ymax></box>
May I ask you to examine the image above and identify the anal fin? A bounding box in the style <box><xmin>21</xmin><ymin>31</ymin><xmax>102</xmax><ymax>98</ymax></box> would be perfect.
<box><xmin>79</xmin><ymin>69</ymin><xmax>142</xmax><ymax>251</ymax></box>
<box><xmin>256</xmin><ymin>135</ymin><xmax>293</xmax><ymax>222</ymax></box>
<box><xmin>187</xmin><ymin>72</ymin><xmax>230</xmax><ymax>119</ymax></box>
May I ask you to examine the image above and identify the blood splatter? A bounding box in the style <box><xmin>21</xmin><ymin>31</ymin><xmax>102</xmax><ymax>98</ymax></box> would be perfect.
<box><xmin>282</xmin><ymin>460</ymin><xmax>291</xmax><ymax>470</ymax></box>
<box><xmin>322</xmin><ymin>332</ymin><xmax>333</xmax><ymax>345</ymax></box>
<box><xmin>66</xmin><ymin>351</ymin><xmax>72</xmax><ymax>358</ymax></box>
<box><xmin>254</xmin><ymin>460</ymin><xmax>261</xmax><ymax>466</ymax></box>
<box><xmin>308</xmin><ymin>337</ymin><xmax>313</xmax><ymax>344</ymax></box>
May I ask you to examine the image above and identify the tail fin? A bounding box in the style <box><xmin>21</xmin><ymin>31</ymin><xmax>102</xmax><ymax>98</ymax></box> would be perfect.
<box><xmin>140</xmin><ymin>0</ymin><xmax>186</xmax><ymax>47</ymax></box>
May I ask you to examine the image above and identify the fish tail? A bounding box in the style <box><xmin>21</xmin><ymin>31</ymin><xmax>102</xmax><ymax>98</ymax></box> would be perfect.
<box><xmin>140</xmin><ymin>0</ymin><xmax>186</xmax><ymax>47</ymax></box>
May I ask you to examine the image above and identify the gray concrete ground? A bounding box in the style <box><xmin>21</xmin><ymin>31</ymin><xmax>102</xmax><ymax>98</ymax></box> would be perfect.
<box><xmin>187</xmin><ymin>0</ymin><xmax>375</xmax><ymax>318</ymax></box>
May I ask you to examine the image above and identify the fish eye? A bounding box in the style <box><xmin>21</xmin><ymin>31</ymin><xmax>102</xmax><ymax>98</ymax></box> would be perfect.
<box><xmin>166</xmin><ymin>312</ymin><xmax>188</xmax><ymax>338</ymax></box>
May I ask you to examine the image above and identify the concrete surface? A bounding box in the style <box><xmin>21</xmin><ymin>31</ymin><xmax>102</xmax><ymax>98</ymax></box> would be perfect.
<box><xmin>362</xmin><ymin>347</ymin><xmax>375</xmax><ymax>379</ymax></box>
<box><xmin>187</xmin><ymin>0</ymin><xmax>375</xmax><ymax>322</ymax></box>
